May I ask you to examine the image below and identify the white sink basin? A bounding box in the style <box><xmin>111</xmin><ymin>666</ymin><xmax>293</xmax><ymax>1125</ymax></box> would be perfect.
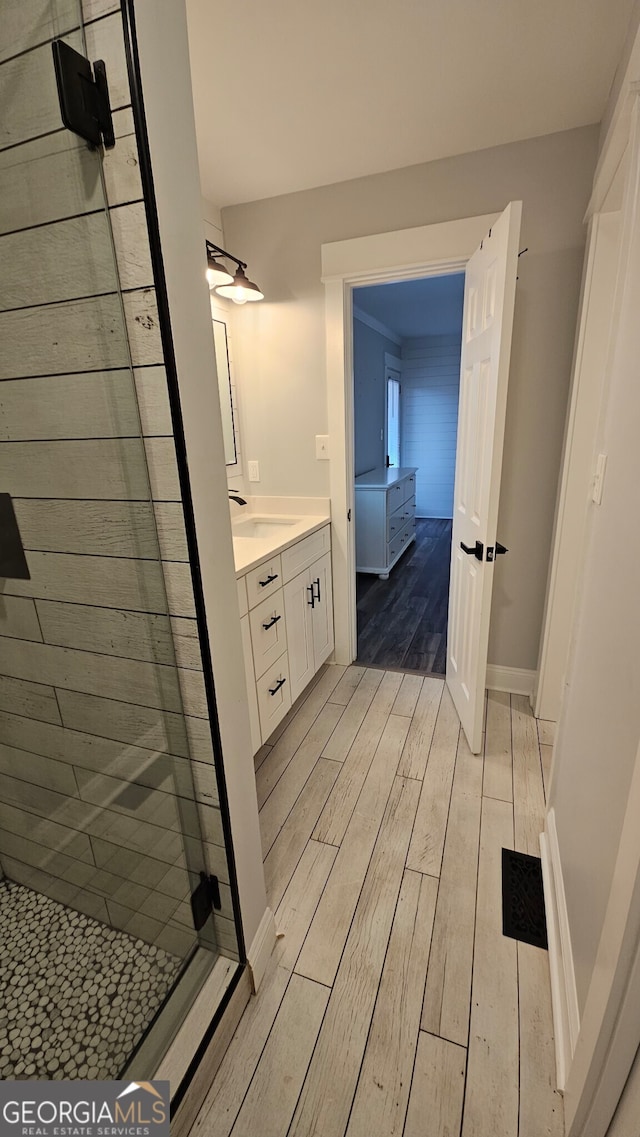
<box><xmin>232</xmin><ymin>515</ymin><xmax>301</xmax><ymax>540</ymax></box>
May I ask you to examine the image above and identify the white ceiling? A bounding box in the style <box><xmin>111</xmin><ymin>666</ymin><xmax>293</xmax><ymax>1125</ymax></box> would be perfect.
<box><xmin>355</xmin><ymin>274</ymin><xmax>465</xmax><ymax>339</ymax></box>
<box><xmin>186</xmin><ymin>0</ymin><xmax>635</xmax><ymax>209</ymax></box>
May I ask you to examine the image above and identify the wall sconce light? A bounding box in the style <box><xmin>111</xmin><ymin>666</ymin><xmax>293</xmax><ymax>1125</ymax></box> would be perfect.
<box><xmin>206</xmin><ymin>240</ymin><xmax>264</xmax><ymax>304</ymax></box>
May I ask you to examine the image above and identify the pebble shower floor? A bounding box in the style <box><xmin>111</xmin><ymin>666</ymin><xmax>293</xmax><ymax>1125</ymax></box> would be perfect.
<box><xmin>0</xmin><ymin>880</ymin><xmax>182</xmax><ymax>1079</ymax></box>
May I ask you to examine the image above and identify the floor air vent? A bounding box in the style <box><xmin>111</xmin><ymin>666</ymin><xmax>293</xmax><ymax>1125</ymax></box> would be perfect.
<box><xmin>501</xmin><ymin>848</ymin><xmax>548</xmax><ymax>950</ymax></box>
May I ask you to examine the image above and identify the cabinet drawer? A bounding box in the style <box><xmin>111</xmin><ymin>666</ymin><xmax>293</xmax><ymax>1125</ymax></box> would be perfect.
<box><xmin>402</xmin><ymin>473</ymin><xmax>417</xmax><ymax>504</ymax></box>
<box><xmin>281</xmin><ymin>525</ymin><xmax>331</xmax><ymax>583</ymax></box>
<box><xmin>257</xmin><ymin>654</ymin><xmax>291</xmax><ymax>741</ymax></box>
<box><xmin>237</xmin><ymin>576</ymin><xmax>248</xmax><ymax>618</ymax></box>
<box><xmin>249</xmin><ymin>589</ymin><xmax>287</xmax><ymax>679</ymax></box>
<box><xmin>386</xmin><ymin>482</ymin><xmax>404</xmax><ymax>515</ymax></box>
<box><xmin>245</xmin><ymin>554</ymin><xmax>282</xmax><ymax>608</ymax></box>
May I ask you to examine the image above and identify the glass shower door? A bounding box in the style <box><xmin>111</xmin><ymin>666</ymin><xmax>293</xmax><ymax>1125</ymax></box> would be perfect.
<box><xmin>0</xmin><ymin>0</ymin><xmax>238</xmax><ymax>1082</ymax></box>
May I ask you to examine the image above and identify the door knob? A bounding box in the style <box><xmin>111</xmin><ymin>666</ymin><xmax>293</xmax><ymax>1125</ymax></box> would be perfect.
<box><xmin>460</xmin><ymin>540</ymin><xmax>484</xmax><ymax>561</ymax></box>
<box><xmin>486</xmin><ymin>542</ymin><xmax>509</xmax><ymax>561</ymax></box>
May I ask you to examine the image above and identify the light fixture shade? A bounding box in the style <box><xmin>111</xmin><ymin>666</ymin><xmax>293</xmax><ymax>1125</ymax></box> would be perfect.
<box><xmin>206</xmin><ymin>258</ymin><xmax>234</xmax><ymax>289</ymax></box>
<box><xmin>215</xmin><ymin>265</ymin><xmax>264</xmax><ymax>304</ymax></box>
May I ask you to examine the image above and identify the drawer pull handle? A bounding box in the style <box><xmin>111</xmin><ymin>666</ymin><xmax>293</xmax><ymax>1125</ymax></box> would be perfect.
<box><xmin>269</xmin><ymin>677</ymin><xmax>286</xmax><ymax>696</ymax></box>
<box><xmin>259</xmin><ymin>573</ymin><xmax>278</xmax><ymax>587</ymax></box>
<box><xmin>262</xmin><ymin>614</ymin><xmax>281</xmax><ymax>631</ymax></box>
<box><xmin>313</xmin><ymin>577</ymin><xmax>321</xmax><ymax>602</ymax></box>
<box><xmin>307</xmin><ymin>584</ymin><xmax>315</xmax><ymax>608</ymax></box>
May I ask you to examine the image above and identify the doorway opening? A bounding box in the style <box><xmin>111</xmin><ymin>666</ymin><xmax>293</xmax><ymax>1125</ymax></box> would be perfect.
<box><xmin>352</xmin><ymin>274</ymin><xmax>465</xmax><ymax>674</ymax></box>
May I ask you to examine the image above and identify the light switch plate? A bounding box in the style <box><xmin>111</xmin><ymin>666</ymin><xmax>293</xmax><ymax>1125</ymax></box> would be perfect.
<box><xmin>315</xmin><ymin>435</ymin><xmax>330</xmax><ymax>460</ymax></box>
<box><xmin>248</xmin><ymin>460</ymin><xmax>260</xmax><ymax>482</ymax></box>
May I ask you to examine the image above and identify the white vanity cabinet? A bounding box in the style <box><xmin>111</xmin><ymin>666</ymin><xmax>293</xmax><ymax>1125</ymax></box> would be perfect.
<box><xmin>355</xmin><ymin>467</ymin><xmax>418</xmax><ymax>578</ymax></box>
<box><xmin>237</xmin><ymin>523</ymin><xmax>333</xmax><ymax>752</ymax></box>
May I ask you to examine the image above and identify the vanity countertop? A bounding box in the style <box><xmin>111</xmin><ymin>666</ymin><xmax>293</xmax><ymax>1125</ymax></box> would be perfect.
<box><xmin>232</xmin><ymin>513</ymin><xmax>330</xmax><ymax>577</ymax></box>
<box><xmin>354</xmin><ymin>467</ymin><xmax>418</xmax><ymax>490</ymax></box>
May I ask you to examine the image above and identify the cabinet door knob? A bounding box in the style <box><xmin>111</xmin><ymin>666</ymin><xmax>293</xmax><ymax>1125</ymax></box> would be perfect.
<box><xmin>313</xmin><ymin>577</ymin><xmax>321</xmax><ymax>603</ymax></box>
<box><xmin>268</xmin><ymin>677</ymin><xmax>286</xmax><ymax>696</ymax></box>
<box><xmin>307</xmin><ymin>584</ymin><xmax>315</xmax><ymax>608</ymax></box>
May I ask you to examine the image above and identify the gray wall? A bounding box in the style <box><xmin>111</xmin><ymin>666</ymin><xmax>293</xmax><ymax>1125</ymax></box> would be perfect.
<box><xmin>223</xmin><ymin>125</ymin><xmax>598</xmax><ymax>671</ymax></box>
<box><xmin>353</xmin><ymin>317</ymin><xmax>398</xmax><ymax>476</ymax></box>
<box><xmin>0</xmin><ymin>2</ymin><xmax>236</xmax><ymax>958</ymax></box>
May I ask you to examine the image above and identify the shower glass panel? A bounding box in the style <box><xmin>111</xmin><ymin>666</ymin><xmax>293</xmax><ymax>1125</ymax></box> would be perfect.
<box><xmin>0</xmin><ymin>0</ymin><xmax>239</xmax><ymax>1082</ymax></box>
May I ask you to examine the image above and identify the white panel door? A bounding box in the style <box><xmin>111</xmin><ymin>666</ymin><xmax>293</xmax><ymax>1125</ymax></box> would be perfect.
<box><xmin>447</xmin><ymin>201</ymin><xmax>522</xmax><ymax>753</ymax></box>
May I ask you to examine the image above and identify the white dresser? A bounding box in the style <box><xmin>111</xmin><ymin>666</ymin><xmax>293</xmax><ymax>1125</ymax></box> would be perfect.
<box><xmin>355</xmin><ymin>467</ymin><xmax>418</xmax><ymax>578</ymax></box>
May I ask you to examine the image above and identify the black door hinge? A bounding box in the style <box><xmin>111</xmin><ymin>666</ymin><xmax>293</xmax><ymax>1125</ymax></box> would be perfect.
<box><xmin>52</xmin><ymin>39</ymin><xmax>115</xmax><ymax>150</ymax></box>
<box><xmin>190</xmin><ymin>872</ymin><xmax>222</xmax><ymax>931</ymax></box>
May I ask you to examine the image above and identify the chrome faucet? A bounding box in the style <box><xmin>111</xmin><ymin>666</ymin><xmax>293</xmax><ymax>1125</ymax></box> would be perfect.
<box><xmin>228</xmin><ymin>492</ymin><xmax>247</xmax><ymax>506</ymax></box>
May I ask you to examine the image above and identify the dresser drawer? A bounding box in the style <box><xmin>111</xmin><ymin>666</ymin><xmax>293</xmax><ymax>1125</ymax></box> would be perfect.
<box><xmin>387</xmin><ymin>517</ymin><xmax>415</xmax><ymax>564</ymax></box>
<box><xmin>402</xmin><ymin>473</ymin><xmax>417</xmax><ymax>504</ymax></box>
<box><xmin>249</xmin><ymin>588</ymin><xmax>288</xmax><ymax>679</ymax></box>
<box><xmin>398</xmin><ymin>496</ymin><xmax>416</xmax><ymax>525</ymax></box>
<box><xmin>281</xmin><ymin>525</ymin><xmax>331</xmax><ymax>583</ymax></box>
<box><xmin>245</xmin><ymin>554</ymin><xmax>282</xmax><ymax>608</ymax></box>
<box><xmin>400</xmin><ymin>515</ymin><xmax>416</xmax><ymax>546</ymax></box>
<box><xmin>387</xmin><ymin>497</ymin><xmax>415</xmax><ymax>542</ymax></box>
<box><xmin>387</xmin><ymin>504</ymin><xmax>406</xmax><ymax>543</ymax></box>
<box><xmin>386</xmin><ymin>482</ymin><xmax>404</xmax><ymax>515</ymax></box>
<box><xmin>256</xmin><ymin>654</ymin><xmax>291</xmax><ymax>741</ymax></box>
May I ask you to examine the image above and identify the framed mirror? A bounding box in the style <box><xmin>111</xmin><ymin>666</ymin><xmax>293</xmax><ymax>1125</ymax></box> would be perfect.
<box><xmin>212</xmin><ymin>318</ymin><xmax>237</xmax><ymax>465</ymax></box>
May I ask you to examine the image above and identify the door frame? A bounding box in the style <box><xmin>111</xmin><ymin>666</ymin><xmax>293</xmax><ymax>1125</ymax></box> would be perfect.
<box><xmin>322</xmin><ymin>212</ymin><xmax>498</xmax><ymax>664</ymax></box>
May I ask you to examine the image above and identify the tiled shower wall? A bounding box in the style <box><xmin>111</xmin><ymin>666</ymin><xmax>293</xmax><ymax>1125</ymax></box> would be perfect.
<box><xmin>0</xmin><ymin>0</ymin><xmax>238</xmax><ymax>959</ymax></box>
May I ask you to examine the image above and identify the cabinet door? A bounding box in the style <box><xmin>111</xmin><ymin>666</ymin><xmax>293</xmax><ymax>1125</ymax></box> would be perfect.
<box><xmin>283</xmin><ymin>569</ymin><xmax>315</xmax><ymax>703</ymax></box>
<box><xmin>240</xmin><ymin>614</ymin><xmax>262</xmax><ymax>756</ymax></box>
<box><xmin>310</xmin><ymin>552</ymin><xmax>334</xmax><ymax>667</ymax></box>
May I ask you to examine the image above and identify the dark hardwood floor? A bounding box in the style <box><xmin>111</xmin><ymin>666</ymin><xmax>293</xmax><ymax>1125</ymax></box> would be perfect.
<box><xmin>356</xmin><ymin>518</ymin><xmax>452</xmax><ymax>675</ymax></box>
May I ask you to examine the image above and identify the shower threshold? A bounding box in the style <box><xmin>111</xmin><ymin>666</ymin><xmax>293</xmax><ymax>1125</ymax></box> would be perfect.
<box><xmin>0</xmin><ymin>879</ymin><xmax>182</xmax><ymax>1080</ymax></box>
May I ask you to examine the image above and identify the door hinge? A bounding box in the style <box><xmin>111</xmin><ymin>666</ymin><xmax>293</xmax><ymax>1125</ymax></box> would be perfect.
<box><xmin>52</xmin><ymin>39</ymin><xmax>115</xmax><ymax>150</ymax></box>
<box><xmin>190</xmin><ymin>872</ymin><xmax>222</xmax><ymax>931</ymax></box>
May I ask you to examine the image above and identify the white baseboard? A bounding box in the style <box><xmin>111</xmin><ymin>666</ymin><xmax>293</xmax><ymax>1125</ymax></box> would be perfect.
<box><xmin>247</xmin><ymin>907</ymin><xmax>276</xmax><ymax>994</ymax></box>
<box><xmin>540</xmin><ymin>808</ymin><xmax>580</xmax><ymax>1091</ymax></box>
<box><xmin>486</xmin><ymin>665</ymin><xmax>537</xmax><ymax>695</ymax></box>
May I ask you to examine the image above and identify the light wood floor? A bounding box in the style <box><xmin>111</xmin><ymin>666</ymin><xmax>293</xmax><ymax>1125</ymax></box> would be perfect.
<box><xmin>191</xmin><ymin>665</ymin><xmax>563</xmax><ymax>1137</ymax></box>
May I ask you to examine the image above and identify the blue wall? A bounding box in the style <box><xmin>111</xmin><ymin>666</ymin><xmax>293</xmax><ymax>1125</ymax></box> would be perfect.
<box><xmin>353</xmin><ymin>317</ymin><xmax>398</xmax><ymax>477</ymax></box>
<box><xmin>401</xmin><ymin>333</ymin><xmax>461</xmax><ymax>518</ymax></box>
